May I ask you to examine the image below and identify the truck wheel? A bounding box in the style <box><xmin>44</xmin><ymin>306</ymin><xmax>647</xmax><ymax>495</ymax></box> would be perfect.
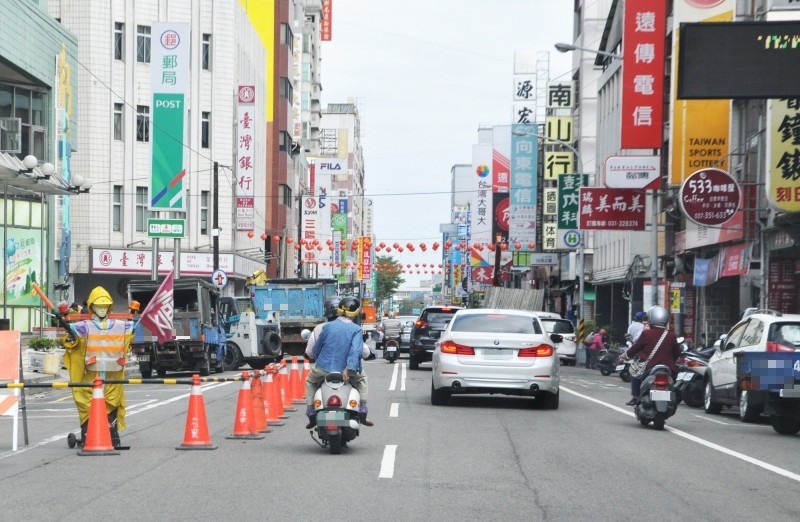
<box><xmin>223</xmin><ymin>343</ymin><xmax>243</xmax><ymax>371</ymax></box>
<box><xmin>140</xmin><ymin>364</ymin><xmax>153</xmax><ymax>379</ymax></box>
<box><xmin>197</xmin><ymin>354</ymin><xmax>211</xmax><ymax>377</ymax></box>
<box><xmin>738</xmin><ymin>389</ymin><xmax>762</xmax><ymax>423</ymax></box>
<box><xmin>771</xmin><ymin>415</ymin><xmax>800</xmax><ymax>435</ymax></box>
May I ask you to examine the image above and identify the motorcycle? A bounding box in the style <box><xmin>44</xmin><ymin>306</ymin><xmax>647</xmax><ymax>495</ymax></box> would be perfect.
<box><xmin>673</xmin><ymin>351</ymin><xmax>710</xmax><ymax>408</ymax></box>
<box><xmin>635</xmin><ymin>364</ymin><xmax>679</xmax><ymax>430</ymax></box>
<box><xmin>597</xmin><ymin>347</ymin><xmax>623</xmax><ymax>376</ymax></box>
<box><xmin>310</xmin><ymin>372</ymin><xmax>361</xmax><ymax>454</ymax></box>
<box><xmin>614</xmin><ymin>338</ymin><xmax>633</xmax><ymax>382</ymax></box>
<box><xmin>384</xmin><ymin>336</ymin><xmax>400</xmax><ymax>363</ymax></box>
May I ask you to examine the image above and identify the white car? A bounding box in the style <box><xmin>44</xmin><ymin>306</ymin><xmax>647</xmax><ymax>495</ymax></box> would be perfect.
<box><xmin>431</xmin><ymin>308</ymin><xmax>561</xmax><ymax>409</ymax></box>
<box><xmin>534</xmin><ymin>311</ymin><xmax>578</xmax><ymax>366</ymax></box>
<box><xmin>705</xmin><ymin>310</ymin><xmax>800</xmax><ymax>424</ymax></box>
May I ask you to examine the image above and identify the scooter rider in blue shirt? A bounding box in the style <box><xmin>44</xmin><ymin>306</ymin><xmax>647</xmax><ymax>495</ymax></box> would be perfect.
<box><xmin>305</xmin><ymin>296</ymin><xmax>374</xmax><ymax>428</ymax></box>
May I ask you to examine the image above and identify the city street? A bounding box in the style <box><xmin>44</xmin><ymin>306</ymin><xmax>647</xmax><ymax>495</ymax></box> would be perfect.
<box><xmin>2</xmin><ymin>356</ymin><xmax>800</xmax><ymax>521</ymax></box>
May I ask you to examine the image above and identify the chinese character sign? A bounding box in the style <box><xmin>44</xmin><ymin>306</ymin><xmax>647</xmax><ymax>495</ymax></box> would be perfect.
<box><xmin>621</xmin><ymin>0</ymin><xmax>666</xmax><ymax>149</ymax></box>
<box><xmin>470</xmin><ymin>144</ymin><xmax>493</xmax><ymax>265</ymax></box>
<box><xmin>321</xmin><ymin>0</ymin><xmax>332</xmax><ymax>41</ymax></box>
<box><xmin>767</xmin><ymin>97</ymin><xmax>800</xmax><ymax>212</ymax></box>
<box><xmin>513</xmin><ymin>75</ymin><xmax>536</xmax><ymax>101</ymax></box>
<box><xmin>358</xmin><ymin>237</ymin><xmax>371</xmax><ymax>282</ymax></box>
<box><xmin>510</xmin><ymin>124</ymin><xmax>537</xmax><ymax>246</ymax></box>
<box><xmin>547</xmin><ymin>81</ymin><xmax>575</xmax><ymax>109</ymax></box>
<box><xmin>578</xmin><ymin>188</ymin><xmax>646</xmax><ymax>230</ymax></box>
<box><xmin>150</xmin><ymin>22</ymin><xmax>189</xmax><ymax>211</ymax></box>
<box><xmin>236</xmin><ymin>85</ymin><xmax>256</xmax><ymax>232</ymax></box>
<box><xmin>543</xmin><ymin>188</ymin><xmax>558</xmax><ymax>216</ymax></box>
<box><xmin>557</xmin><ymin>174</ymin><xmax>587</xmax><ymax>230</ymax></box>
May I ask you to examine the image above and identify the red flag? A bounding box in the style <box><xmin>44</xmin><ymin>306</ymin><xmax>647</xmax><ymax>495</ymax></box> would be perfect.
<box><xmin>138</xmin><ymin>270</ymin><xmax>175</xmax><ymax>344</ymax></box>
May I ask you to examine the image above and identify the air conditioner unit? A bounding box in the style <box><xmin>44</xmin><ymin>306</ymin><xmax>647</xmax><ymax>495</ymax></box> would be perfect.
<box><xmin>0</xmin><ymin>117</ymin><xmax>22</xmax><ymax>153</ymax></box>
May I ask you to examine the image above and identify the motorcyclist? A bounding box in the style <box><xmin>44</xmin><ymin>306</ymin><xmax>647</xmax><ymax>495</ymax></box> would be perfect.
<box><xmin>305</xmin><ymin>296</ymin><xmax>372</xmax><ymax>361</ymax></box>
<box><xmin>378</xmin><ymin>312</ymin><xmax>402</xmax><ymax>355</ymax></box>
<box><xmin>62</xmin><ymin>286</ymin><xmax>134</xmax><ymax>447</ymax></box>
<box><xmin>626</xmin><ymin>311</ymin><xmax>646</xmax><ymax>344</ymax></box>
<box><xmin>304</xmin><ymin>296</ymin><xmax>373</xmax><ymax>428</ymax></box>
<box><xmin>620</xmin><ymin>305</ymin><xmax>681</xmax><ymax>406</ymax></box>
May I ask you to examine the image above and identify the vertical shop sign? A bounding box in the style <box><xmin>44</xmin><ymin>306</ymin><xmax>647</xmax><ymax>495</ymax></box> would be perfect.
<box><xmin>236</xmin><ymin>86</ymin><xmax>256</xmax><ymax>231</ymax></box>
<box><xmin>510</xmin><ymin>124</ymin><xmax>537</xmax><ymax>247</ymax></box>
<box><xmin>150</xmin><ymin>22</ymin><xmax>189</xmax><ymax>211</ymax></box>
<box><xmin>321</xmin><ymin>0</ymin><xmax>332</xmax><ymax>41</ymax></box>
<box><xmin>768</xmin><ymin>258</ymin><xmax>796</xmax><ymax>313</ymax></box>
<box><xmin>767</xmin><ymin>97</ymin><xmax>800</xmax><ymax>212</ymax></box>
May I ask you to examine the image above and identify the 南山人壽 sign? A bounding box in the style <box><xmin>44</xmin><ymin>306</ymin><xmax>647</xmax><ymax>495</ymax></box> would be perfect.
<box><xmin>766</xmin><ymin>97</ymin><xmax>800</xmax><ymax>212</ymax></box>
<box><xmin>150</xmin><ymin>22</ymin><xmax>189</xmax><ymax>211</ymax></box>
<box><xmin>578</xmin><ymin>188</ymin><xmax>646</xmax><ymax>230</ymax></box>
<box><xmin>679</xmin><ymin>168</ymin><xmax>741</xmax><ymax>226</ymax></box>
<box><xmin>604</xmin><ymin>156</ymin><xmax>661</xmax><ymax>190</ymax></box>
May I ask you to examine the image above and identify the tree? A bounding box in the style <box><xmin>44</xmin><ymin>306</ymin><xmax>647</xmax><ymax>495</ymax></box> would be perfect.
<box><xmin>374</xmin><ymin>255</ymin><xmax>404</xmax><ymax>308</ymax></box>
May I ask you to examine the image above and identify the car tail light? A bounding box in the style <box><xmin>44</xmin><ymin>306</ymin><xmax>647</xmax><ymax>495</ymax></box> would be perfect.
<box><xmin>653</xmin><ymin>373</ymin><xmax>670</xmax><ymax>390</ymax></box>
<box><xmin>327</xmin><ymin>395</ymin><xmax>342</xmax><ymax>407</ymax></box>
<box><xmin>518</xmin><ymin>345</ymin><xmax>554</xmax><ymax>357</ymax></box>
<box><xmin>416</xmin><ymin>320</ymin><xmax>427</xmax><ymax>328</ymax></box>
<box><xmin>440</xmin><ymin>340</ymin><xmax>475</xmax><ymax>355</ymax></box>
<box><xmin>766</xmin><ymin>341</ymin><xmax>794</xmax><ymax>353</ymax></box>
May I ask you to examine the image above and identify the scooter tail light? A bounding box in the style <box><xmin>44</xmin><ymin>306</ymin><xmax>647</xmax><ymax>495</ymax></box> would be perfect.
<box><xmin>313</xmin><ymin>399</ymin><xmax>322</xmax><ymax>408</ymax></box>
<box><xmin>327</xmin><ymin>395</ymin><xmax>342</xmax><ymax>407</ymax></box>
<box><xmin>653</xmin><ymin>373</ymin><xmax>670</xmax><ymax>389</ymax></box>
<box><xmin>686</xmin><ymin>359</ymin><xmax>705</xmax><ymax>368</ymax></box>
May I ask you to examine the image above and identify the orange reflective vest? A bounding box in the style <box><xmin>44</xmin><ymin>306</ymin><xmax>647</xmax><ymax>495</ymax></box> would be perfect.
<box><xmin>85</xmin><ymin>319</ymin><xmax>128</xmax><ymax>372</ymax></box>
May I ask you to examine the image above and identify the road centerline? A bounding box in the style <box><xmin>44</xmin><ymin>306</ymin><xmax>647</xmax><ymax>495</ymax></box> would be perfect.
<box><xmin>379</xmin><ymin>444</ymin><xmax>397</xmax><ymax>478</ymax></box>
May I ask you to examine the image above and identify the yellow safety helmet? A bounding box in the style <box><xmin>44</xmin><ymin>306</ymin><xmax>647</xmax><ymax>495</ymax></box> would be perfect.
<box><xmin>87</xmin><ymin>286</ymin><xmax>113</xmax><ymax>309</ymax></box>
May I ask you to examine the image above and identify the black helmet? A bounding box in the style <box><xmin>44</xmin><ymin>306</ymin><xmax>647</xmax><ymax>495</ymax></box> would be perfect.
<box><xmin>338</xmin><ymin>296</ymin><xmax>361</xmax><ymax>319</ymax></box>
<box><xmin>323</xmin><ymin>296</ymin><xmax>342</xmax><ymax>321</ymax></box>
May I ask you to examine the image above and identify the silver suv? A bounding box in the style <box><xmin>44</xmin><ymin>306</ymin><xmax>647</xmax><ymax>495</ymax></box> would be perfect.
<box><xmin>705</xmin><ymin>310</ymin><xmax>800</xmax><ymax>426</ymax></box>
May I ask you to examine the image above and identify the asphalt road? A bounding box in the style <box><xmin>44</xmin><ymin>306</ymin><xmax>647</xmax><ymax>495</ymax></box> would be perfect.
<box><xmin>2</xmin><ymin>356</ymin><xmax>800</xmax><ymax>521</ymax></box>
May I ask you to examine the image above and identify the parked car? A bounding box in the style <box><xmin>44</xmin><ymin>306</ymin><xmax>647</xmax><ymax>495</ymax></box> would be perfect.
<box><xmin>704</xmin><ymin>310</ymin><xmax>800</xmax><ymax>425</ymax></box>
<box><xmin>534</xmin><ymin>311</ymin><xmax>577</xmax><ymax>366</ymax></box>
<box><xmin>396</xmin><ymin>315</ymin><xmax>417</xmax><ymax>353</ymax></box>
<box><xmin>430</xmin><ymin>308</ymin><xmax>560</xmax><ymax>409</ymax></box>
<box><xmin>409</xmin><ymin>306</ymin><xmax>463</xmax><ymax>369</ymax></box>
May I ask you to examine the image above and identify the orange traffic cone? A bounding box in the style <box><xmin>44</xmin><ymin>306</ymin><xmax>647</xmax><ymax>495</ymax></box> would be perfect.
<box><xmin>77</xmin><ymin>377</ymin><xmax>120</xmax><ymax>456</ymax></box>
<box><xmin>176</xmin><ymin>374</ymin><xmax>218</xmax><ymax>450</ymax></box>
<box><xmin>250</xmin><ymin>371</ymin><xmax>270</xmax><ymax>434</ymax></box>
<box><xmin>278</xmin><ymin>362</ymin><xmax>297</xmax><ymax>412</ymax></box>
<box><xmin>269</xmin><ymin>365</ymin><xmax>289</xmax><ymax>420</ymax></box>
<box><xmin>288</xmin><ymin>356</ymin><xmax>304</xmax><ymax>403</ymax></box>
<box><xmin>262</xmin><ymin>370</ymin><xmax>285</xmax><ymax>426</ymax></box>
<box><xmin>226</xmin><ymin>371</ymin><xmax>265</xmax><ymax>440</ymax></box>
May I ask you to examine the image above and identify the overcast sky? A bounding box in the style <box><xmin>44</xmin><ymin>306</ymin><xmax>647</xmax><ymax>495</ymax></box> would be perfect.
<box><xmin>322</xmin><ymin>1</ymin><xmax>574</xmax><ymax>287</ymax></box>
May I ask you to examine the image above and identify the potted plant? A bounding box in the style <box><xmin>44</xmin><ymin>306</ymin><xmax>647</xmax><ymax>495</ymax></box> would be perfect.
<box><xmin>27</xmin><ymin>337</ymin><xmax>67</xmax><ymax>373</ymax></box>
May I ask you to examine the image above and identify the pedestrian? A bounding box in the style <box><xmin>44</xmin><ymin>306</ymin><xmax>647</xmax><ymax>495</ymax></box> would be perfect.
<box><xmin>585</xmin><ymin>328</ymin><xmax>605</xmax><ymax>370</ymax></box>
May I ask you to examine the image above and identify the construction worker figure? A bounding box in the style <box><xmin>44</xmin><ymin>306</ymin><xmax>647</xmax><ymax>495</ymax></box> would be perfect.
<box><xmin>62</xmin><ymin>286</ymin><xmax>134</xmax><ymax>448</ymax></box>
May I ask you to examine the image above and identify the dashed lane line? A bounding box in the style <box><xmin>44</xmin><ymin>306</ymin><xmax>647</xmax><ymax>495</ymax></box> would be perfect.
<box><xmin>390</xmin><ymin>403</ymin><xmax>399</xmax><ymax>417</ymax></box>
<box><xmin>389</xmin><ymin>363</ymin><xmax>399</xmax><ymax>391</ymax></box>
<box><xmin>379</xmin><ymin>445</ymin><xmax>397</xmax><ymax>478</ymax></box>
<box><xmin>401</xmin><ymin>363</ymin><xmax>407</xmax><ymax>391</ymax></box>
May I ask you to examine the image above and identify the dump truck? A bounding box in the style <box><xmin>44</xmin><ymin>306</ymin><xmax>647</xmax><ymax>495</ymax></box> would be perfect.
<box><xmin>248</xmin><ymin>278</ymin><xmax>338</xmax><ymax>356</ymax></box>
<box><xmin>218</xmin><ymin>295</ymin><xmax>282</xmax><ymax>370</ymax></box>
<box><xmin>128</xmin><ymin>278</ymin><xmax>225</xmax><ymax>378</ymax></box>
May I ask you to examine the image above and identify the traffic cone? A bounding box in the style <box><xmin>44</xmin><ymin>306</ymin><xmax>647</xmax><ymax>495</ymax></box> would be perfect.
<box><xmin>77</xmin><ymin>377</ymin><xmax>120</xmax><ymax>456</ymax></box>
<box><xmin>226</xmin><ymin>371</ymin><xmax>265</xmax><ymax>440</ymax></box>
<box><xmin>269</xmin><ymin>365</ymin><xmax>289</xmax><ymax>420</ymax></box>
<box><xmin>250</xmin><ymin>371</ymin><xmax>270</xmax><ymax>434</ymax></box>
<box><xmin>262</xmin><ymin>369</ymin><xmax>285</xmax><ymax>426</ymax></box>
<box><xmin>278</xmin><ymin>362</ymin><xmax>297</xmax><ymax>412</ymax></box>
<box><xmin>288</xmin><ymin>356</ymin><xmax>304</xmax><ymax>403</ymax></box>
<box><xmin>176</xmin><ymin>374</ymin><xmax>218</xmax><ymax>450</ymax></box>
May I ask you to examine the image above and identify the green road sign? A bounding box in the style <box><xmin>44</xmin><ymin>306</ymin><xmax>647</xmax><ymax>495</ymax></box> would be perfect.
<box><xmin>147</xmin><ymin>218</ymin><xmax>185</xmax><ymax>238</ymax></box>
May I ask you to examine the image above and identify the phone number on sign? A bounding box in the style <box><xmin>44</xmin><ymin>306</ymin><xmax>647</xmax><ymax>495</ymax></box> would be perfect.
<box><xmin>608</xmin><ymin>220</ymin><xmax>640</xmax><ymax>228</ymax></box>
<box><xmin>691</xmin><ymin>211</ymin><xmax>731</xmax><ymax>220</ymax></box>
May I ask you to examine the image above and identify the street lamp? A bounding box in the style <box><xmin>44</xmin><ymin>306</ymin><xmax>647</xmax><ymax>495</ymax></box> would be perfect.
<box><xmin>68</xmin><ymin>174</ymin><xmax>93</xmax><ymax>194</ymax></box>
<box><xmin>511</xmin><ymin>127</ymin><xmax>587</xmax><ymax>330</ymax></box>
<box><xmin>19</xmin><ymin>155</ymin><xmax>55</xmax><ymax>180</ymax></box>
<box><xmin>554</xmin><ymin>42</ymin><xmax>622</xmax><ymax>60</ymax></box>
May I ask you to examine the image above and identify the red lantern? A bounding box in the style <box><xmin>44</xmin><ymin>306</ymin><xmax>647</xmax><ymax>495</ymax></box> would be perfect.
<box><xmin>247</xmin><ymin>231</ymin><xmax>254</xmax><ymax>238</ymax></box>
<box><xmin>379</xmin><ymin>242</ymin><xmax>386</xmax><ymax>248</ymax></box>
<box><xmin>328</xmin><ymin>245</ymin><xmax>334</xmax><ymax>251</ymax></box>
<box><xmin>415</xmin><ymin>263</ymin><xmax>419</xmax><ymax>267</ymax></box>
<box><xmin>514</xmin><ymin>242</ymin><xmax>521</xmax><ymax>250</ymax></box>
<box><xmin>299</xmin><ymin>238</ymin><xmax>307</xmax><ymax>245</ymax></box>
<box><xmin>445</xmin><ymin>240</ymin><xmax>452</xmax><ymax>248</ymax></box>
<box><xmin>273</xmin><ymin>235</ymin><xmax>281</xmax><ymax>242</ymax></box>
<box><xmin>487</xmin><ymin>244</ymin><xmax>496</xmax><ymax>252</ymax></box>
<box><xmin>432</xmin><ymin>242</ymin><xmax>440</xmax><ymax>251</ymax></box>
<box><xmin>501</xmin><ymin>242</ymin><xmax>509</xmax><ymax>250</ymax></box>
<box><xmin>420</xmin><ymin>242</ymin><xmax>426</xmax><ymax>249</ymax></box>
<box><xmin>528</xmin><ymin>242</ymin><xmax>535</xmax><ymax>249</ymax></box>
<box><xmin>326</xmin><ymin>239</ymin><xmax>332</xmax><ymax>246</ymax></box>
<box><xmin>398</xmin><ymin>247</ymin><xmax>404</xmax><ymax>252</ymax></box>
<box><xmin>340</xmin><ymin>239</ymin><xmax>347</xmax><ymax>246</ymax></box>
<box><xmin>393</xmin><ymin>242</ymin><xmax>400</xmax><ymax>249</ymax></box>
<box><xmin>406</xmin><ymin>243</ymin><xmax>413</xmax><ymax>249</ymax></box>
<box><xmin>294</xmin><ymin>244</ymin><xmax>300</xmax><ymax>251</ymax></box>
<box><xmin>386</xmin><ymin>247</ymin><xmax>392</xmax><ymax>252</ymax></box>
<box><xmin>260</xmin><ymin>234</ymin><xmax>268</xmax><ymax>241</ymax></box>
<box><xmin>454</xmin><ymin>244</ymin><xmax>461</xmax><ymax>251</ymax></box>
<box><xmin>286</xmin><ymin>237</ymin><xmax>294</xmax><ymax>244</ymax></box>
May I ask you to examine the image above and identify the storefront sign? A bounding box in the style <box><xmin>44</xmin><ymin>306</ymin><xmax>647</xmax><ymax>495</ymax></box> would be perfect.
<box><xmin>768</xmin><ymin>258</ymin><xmax>796</xmax><ymax>313</ymax></box>
<box><xmin>3</xmin><ymin>227</ymin><xmax>45</xmax><ymax>306</ymax></box>
<box><xmin>720</xmin><ymin>243</ymin><xmax>752</xmax><ymax>277</ymax></box>
<box><xmin>578</xmin><ymin>188</ymin><xmax>646</xmax><ymax>230</ymax></box>
<box><xmin>321</xmin><ymin>0</ymin><xmax>332</xmax><ymax>41</ymax></box>
<box><xmin>621</xmin><ymin>0</ymin><xmax>667</xmax><ymax>149</ymax></box>
<box><xmin>604</xmin><ymin>155</ymin><xmax>661</xmax><ymax>190</ymax></box>
<box><xmin>236</xmin><ymin>85</ymin><xmax>256</xmax><ymax>232</ymax></box>
<box><xmin>510</xmin><ymin>124</ymin><xmax>537</xmax><ymax>246</ymax></box>
<box><xmin>679</xmin><ymin>168</ymin><xmax>740</xmax><ymax>226</ymax></box>
<box><xmin>767</xmin><ymin>97</ymin><xmax>800</xmax><ymax>212</ymax></box>
<box><xmin>147</xmin><ymin>218</ymin><xmax>185</xmax><ymax>238</ymax></box>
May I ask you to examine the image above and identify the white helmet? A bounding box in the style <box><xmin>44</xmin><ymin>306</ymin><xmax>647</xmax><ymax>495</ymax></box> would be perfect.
<box><xmin>646</xmin><ymin>306</ymin><xmax>669</xmax><ymax>327</ymax></box>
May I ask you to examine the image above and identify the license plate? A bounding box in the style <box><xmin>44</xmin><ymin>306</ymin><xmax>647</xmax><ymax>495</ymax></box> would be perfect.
<box><xmin>387</xmin><ymin>346</ymin><xmax>397</xmax><ymax>352</ymax></box>
<box><xmin>681</xmin><ymin>372</ymin><xmax>695</xmax><ymax>381</ymax></box>
<box><xmin>484</xmin><ymin>350</ymin><xmax>512</xmax><ymax>360</ymax></box>
<box><xmin>615</xmin><ymin>364</ymin><xmax>626</xmax><ymax>371</ymax></box>
<box><xmin>317</xmin><ymin>410</ymin><xmax>348</xmax><ymax>426</ymax></box>
<box><xmin>677</xmin><ymin>371</ymin><xmax>689</xmax><ymax>381</ymax></box>
<box><xmin>137</xmin><ymin>354</ymin><xmax>150</xmax><ymax>362</ymax></box>
<box><xmin>650</xmin><ymin>390</ymin><xmax>672</xmax><ymax>401</ymax></box>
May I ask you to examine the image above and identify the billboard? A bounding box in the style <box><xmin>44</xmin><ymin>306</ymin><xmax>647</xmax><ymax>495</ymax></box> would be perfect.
<box><xmin>678</xmin><ymin>22</ymin><xmax>800</xmax><ymax>99</ymax></box>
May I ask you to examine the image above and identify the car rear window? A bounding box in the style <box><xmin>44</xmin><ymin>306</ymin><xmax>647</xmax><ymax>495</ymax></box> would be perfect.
<box><xmin>540</xmin><ymin>319</ymin><xmax>575</xmax><ymax>334</ymax></box>
<box><xmin>451</xmin><ymin>314</ymin><xmax>542</xmax><ymax>334</ymax></box>
<box><xmin>422</xmin><ymin>311</ymin><xmax>457</xmax><ymax>323</ymax></box>
<box><xmin>769</xmin><ymin>322</ymin><xmax>800</xmax><ymax>347</ymax></box>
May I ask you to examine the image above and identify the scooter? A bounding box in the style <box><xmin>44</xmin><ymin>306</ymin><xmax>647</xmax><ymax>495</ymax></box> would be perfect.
<box><xmin>614</xmin><ymin>338</ymin><xmax>633</xmax><ymax>383</ymax></box>
<box><xmin>384</xmin><ymin>336</ymin><xmax>400</xmax><ymax>363</ymax></box>
<box><xmin>309</xmin><ymin>372</ymin><xmax>361</xmax><ymax>454</ymax></box>
<box><xmin>673</xmin><ymin>352</ymin><xmax>709</xmax><ymax>408</ymax></box>
<box><xmin>597</xmin><ymin>347</ymin><xmax>623</xmax><ymax>376</ymax></box>
<box><xmin>635</xmin><ymin>365</ymin><xmax>679</xmax><ymax>430</ymax></box>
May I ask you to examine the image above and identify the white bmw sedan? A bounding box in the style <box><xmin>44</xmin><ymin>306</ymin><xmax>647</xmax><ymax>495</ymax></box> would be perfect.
<box><xmin>431</xmin><ymin>309</ymin><xmax>561</xmax><ymax>409</ymax></box>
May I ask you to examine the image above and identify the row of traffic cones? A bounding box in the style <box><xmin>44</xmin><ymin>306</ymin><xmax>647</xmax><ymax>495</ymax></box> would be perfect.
<box><xmin>76</xmin><ymin>357</ymin><xmax>312</xmax><ymax>455</ymax></box>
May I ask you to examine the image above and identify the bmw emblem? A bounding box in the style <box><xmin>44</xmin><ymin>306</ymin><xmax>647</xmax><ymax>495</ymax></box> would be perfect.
<box><xmin>493</xmin><ymin>340</ymin><xmax>500</xmax><ymax>345</ymax></box>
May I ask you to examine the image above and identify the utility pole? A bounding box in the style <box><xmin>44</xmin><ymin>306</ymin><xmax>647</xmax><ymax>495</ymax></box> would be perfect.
<box><xmin>213</xmin><ymin>161</ymin><xmax>219</xmax><ymax>271</ymax></box>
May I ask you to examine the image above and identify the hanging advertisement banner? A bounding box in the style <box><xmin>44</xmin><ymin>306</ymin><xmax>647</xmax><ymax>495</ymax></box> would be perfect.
<box><xmin>621</xmin><ymin>0</ymin><xmax>667</xmax><ymax>149</ymax></box>
<box><xmin>236</xmin><ymin>85</ymin><xmax>256</xmax><ymax>231</ymax></box>
<box><xmin>578</xmin><ymin>188</ymin><xmax>646</xmax><ymax>230</ymax></box>
<box><xmin>470</xmin><ymin>144</ymin><xmax>493</xmax><ymax>265</ymax></box>
<box><xmin>3</xmin><ymin>227</ymin><xmax>45</xmax><ymax>306</ymax></box>
<box><xmin>150</xmin><ymin>22</ymin><xmax>189</xmax><ymax>211</ymax></box>
<box><xmin>668</xmin><ymin>0</ymin><xmax>734</xmax><ymax>185</ymax></box>
<box><xmin>301</xmin><ymin>196</ymin><xmax>319</xmax><ymax>264</ymax></box>
<box><xmin>321</xmin><ymin>0</ymin><xmax>332</xmax><ymax>41</ymax></box>
<box><xmin>510</xmin><ymin>124</ymin><xmax>537</xmax><ymax>247</ymax></box>
<box><xmin>332</xmin><ymin>213</ymin><xmax>347</xmax><ymax>282</ymax></box>
<box><xmin>767</xmin><ymin>97</ymin><xmax>800</xmax><ymax>212</ymax></box>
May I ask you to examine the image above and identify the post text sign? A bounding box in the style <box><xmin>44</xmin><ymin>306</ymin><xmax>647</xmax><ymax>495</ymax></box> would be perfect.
<box><xmin>678</xmin><ymin>168</ymin><xmax>741</xmax><ymax>226</ymax></box>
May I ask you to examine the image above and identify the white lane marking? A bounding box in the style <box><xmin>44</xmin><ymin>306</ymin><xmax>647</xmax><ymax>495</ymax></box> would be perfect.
<box><xmin>379</xmin><ymin>445</ymin><xmax>397</xmax><ymax>478</ymax></box>
<box><xmin>401</xmin><ymin>363</ymin><xmax>407</xmax><ymax>391</ymax></box>
<box><xmin>0</xmin><ymin>381</ymin><xmax>232</xmax><ymax>461</ymax></box>
<box><xmin>390</xmin><ymin>403</ymin><xmax>399</xmax><ymax>417</ymax></box>
<box><xmin>561</xmin><ymin>385</ymin><xmax>800</xmax><ymax>484</ymax></box>
<box><xmin>692</xmin><ymin>414</ymin><xmax>731</xmax><ymax>426</ymax></box>
<box><xmin>389</xmin><ymin>363</ymin><xmax>399</xmax><ymax>391</ymax></box>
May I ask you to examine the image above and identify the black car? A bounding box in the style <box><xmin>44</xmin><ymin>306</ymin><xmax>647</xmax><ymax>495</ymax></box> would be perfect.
<box><xmin>409</xmin><ymin>306</ymin><xmax>463</xmax><ymax>369</ymax></box>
